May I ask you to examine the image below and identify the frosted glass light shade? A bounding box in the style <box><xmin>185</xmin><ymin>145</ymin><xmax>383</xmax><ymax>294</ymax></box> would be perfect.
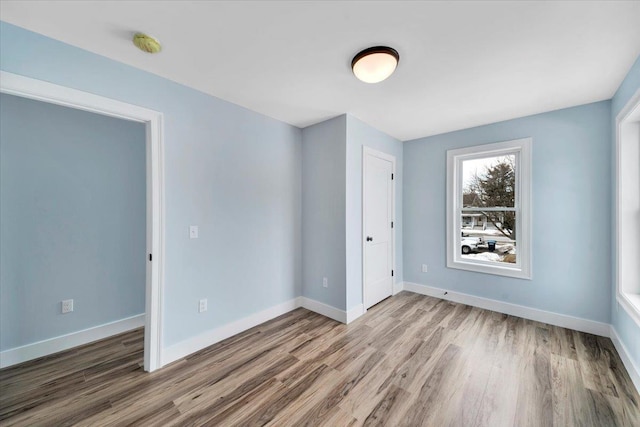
<box><xmin>351</xmin><ymin>46</ymin><xmax>399</xmax><ymax>83</ymax></box>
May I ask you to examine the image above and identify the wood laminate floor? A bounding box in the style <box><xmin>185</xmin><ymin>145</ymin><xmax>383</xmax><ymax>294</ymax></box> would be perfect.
<box><xmin>1</xmin><ymin>292</ymin><xmax>638</xmax><ymax>426</ymax></box>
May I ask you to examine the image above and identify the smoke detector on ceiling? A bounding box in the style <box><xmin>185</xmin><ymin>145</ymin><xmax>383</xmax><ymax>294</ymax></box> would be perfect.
<box><xmin>133</xmin><ymin>33</ymin><xmax>162</xmax><ymax>54</ymax></box>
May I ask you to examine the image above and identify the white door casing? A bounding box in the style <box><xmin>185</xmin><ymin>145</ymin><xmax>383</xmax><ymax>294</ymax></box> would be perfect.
<box><xmin>0</xmin><ymin>71</ymin><xmax>165</xmax><ymax>372</ymax></box>
<box><xmin>363</xmin><ymin>147</ymin><xmax>395</xmax><ymax>309</ymax></box>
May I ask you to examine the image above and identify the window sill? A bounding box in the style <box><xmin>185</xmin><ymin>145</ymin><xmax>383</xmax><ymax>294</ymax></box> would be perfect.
<box><xmin>447</xmin><ymin>258</ymin><xmax>532</xmax><ymax>280</ymax></box>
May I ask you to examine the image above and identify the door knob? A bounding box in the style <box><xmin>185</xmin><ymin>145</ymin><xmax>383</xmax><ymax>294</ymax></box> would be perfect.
<box><xmin>366</xmin><ymin>236</ymin><xmax>373</xmax><ymax>242</ymax></box>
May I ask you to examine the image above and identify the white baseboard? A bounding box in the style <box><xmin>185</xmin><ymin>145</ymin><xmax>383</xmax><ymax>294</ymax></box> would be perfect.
<box><xmin>610</xmin><ymin>326</ymin><xmax>640</xmax><ymax>393</ymax></box>
<box><xmin>299</xmin><ymin>297</ymin><xmax>347</xmax><ymax>323</ymax></box>
<box><xmin>299</xmin><ymin>297</ymin><xmax>364</xmax><ymax>324</ymax></box>
<box><xmin>346</xmin><ymin>304</ymin><xmax>365</xmax><ymax>324</ymax></box>
<box><xmin>161</xmin><ymin>297</ymin><xmax>302</xmax><ymax>366</ymax></box>
<box><xmin>403</xmin><ymin>282</ymin><xmax>610</xmax><ymax>337</ymax></box>
<box><xmin>393</xmin><ymin>281</ymin><xmax>404</xmax><ymax>295</ymax></box>
<box><xmin>161</xmin><ymin>295</ymin><xmax>364</xmax><ymax>367</ymax></box>
<box><xmin>0</xmin><ymin>314</ymin><xmax>145</xmax><ymax>369</ymax></box>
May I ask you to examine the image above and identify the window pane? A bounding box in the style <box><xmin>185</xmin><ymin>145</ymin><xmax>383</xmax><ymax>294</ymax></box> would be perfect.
<box><xmin>462</xmin><ymin>155</ymin><xmax>516</xmax><ymax>208</ymax></box>
<box><xmin>461</xmin><ymin>211</ymin><xmax>517</xmax><ymax>264</ymax></box>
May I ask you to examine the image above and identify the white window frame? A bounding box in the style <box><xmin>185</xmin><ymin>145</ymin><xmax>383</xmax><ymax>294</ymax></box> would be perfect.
<box><xmin>615</xmin><ymin>88</ymin><xmax>640</xmax><ymax>327</ymax></box>
<box><xmin>447</xmin><ymin>138</ymin><xmax>532</xmax><ymax>279</ymax></box>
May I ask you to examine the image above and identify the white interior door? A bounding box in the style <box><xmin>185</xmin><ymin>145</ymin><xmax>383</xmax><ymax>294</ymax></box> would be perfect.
<box><xmin>363</xmin><ymin>148</ymin><xmax>394</xmax><ymax>309</ymax></box>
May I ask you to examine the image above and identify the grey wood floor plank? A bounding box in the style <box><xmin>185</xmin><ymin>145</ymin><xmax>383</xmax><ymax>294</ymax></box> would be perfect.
<box><xmin>399</xmin><ymin>343</ymin><xmax>463</xmax><ymax>427</ymax></box>
<box><xmin>1</xmin><ymin>291</ymin><xmax>638</xmax><ymax>426</ymax></box>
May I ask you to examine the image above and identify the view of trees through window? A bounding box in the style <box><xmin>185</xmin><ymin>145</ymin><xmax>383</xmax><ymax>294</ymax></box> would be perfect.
<box><xmin>461</xmin><ymin>155</ymin><xmax>517</xmax><ymax>264</ymax></box>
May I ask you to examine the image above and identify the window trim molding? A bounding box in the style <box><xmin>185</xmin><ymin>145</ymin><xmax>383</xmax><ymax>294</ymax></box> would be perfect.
<box><xmin>446</xmin><ymin>138</ymin><xmax>532</xmax><ymax>280</ymax></box>
<box><xmin>615</xmin><ymin>88</ymin><xmax>640</xmax><ymax>328</ymax></box>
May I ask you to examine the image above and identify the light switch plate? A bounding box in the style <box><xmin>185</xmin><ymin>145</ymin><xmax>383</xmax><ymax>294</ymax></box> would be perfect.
<box><xmin>189</xmin><ymin>225</ymin><xmax>199</xmax><ymax>239</ymax></box>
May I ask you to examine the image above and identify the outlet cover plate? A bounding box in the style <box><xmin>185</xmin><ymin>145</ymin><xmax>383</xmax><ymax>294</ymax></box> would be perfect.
<box><xmin>199</xmin><ymin>298</ymin><xmax>207</xmax><ymax>313</ymax></box>
<box><xmin>62</xmin><ymin>299</ymin><xmax>74</xmax><ymax>314</ymax></box>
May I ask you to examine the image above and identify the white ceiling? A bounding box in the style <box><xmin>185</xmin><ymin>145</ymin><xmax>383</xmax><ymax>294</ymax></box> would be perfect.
<box><xmin>2</xmin><ymin>1</ymin><xmax>640</xmax><ymax>141</ymax></box>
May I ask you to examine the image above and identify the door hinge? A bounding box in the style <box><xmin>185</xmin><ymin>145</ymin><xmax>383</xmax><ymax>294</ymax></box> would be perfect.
<box><xmin>149</xmin><ymin>254</ymin><xmax>152</xmax><ymax>261</ymax></box>
<box><xmin>391</xmin><ymin>270</ymin><xmax>394</xmax><ymax>277</ymax></box>
<box><xmin>391</xmin><ymin>221</ymin><xmax>394</xmax><ymax>228</ymax></box>
<box><xmin>391</xmin><ymin>173</ymin><xmax>394</xmax><ymax>180</ymax></box>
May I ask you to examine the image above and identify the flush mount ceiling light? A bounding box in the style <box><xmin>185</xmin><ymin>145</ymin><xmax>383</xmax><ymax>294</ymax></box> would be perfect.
<box><xmin>133</xmin><ymin>33</ymin><xmax>162</xmax><ymax>54</ymax></box>
<box><xmin>351</xmin><ymin>46</ymin><xmax>399</xmax><ymax>83</ymax></box>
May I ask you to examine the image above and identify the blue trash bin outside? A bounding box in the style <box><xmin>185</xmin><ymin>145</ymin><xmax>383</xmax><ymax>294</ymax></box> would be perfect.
<box><xmin>487</xmin><ymin>240</ymin><xmax>496</xmax><ymax>252</ymax></box>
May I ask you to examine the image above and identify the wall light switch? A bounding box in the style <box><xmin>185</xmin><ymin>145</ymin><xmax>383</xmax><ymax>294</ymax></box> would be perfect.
<box><xmin>322</xmin><ymin>277</ymin><xmax>328</xmax><ymax>288</ymax></box>
<box><xmin>189</xmin><ymin>225</ymin><xmax>199</xmax><ymax>239</ymax></box>
<box><xmin>199</xmin><ymin>298</ymin><xmax>207</xmax><ymax>313</ymax></box>
<box><xmin>422</xmin><ymin>264</ymin><xmax>428</xmax><ymax>273</ymax></box>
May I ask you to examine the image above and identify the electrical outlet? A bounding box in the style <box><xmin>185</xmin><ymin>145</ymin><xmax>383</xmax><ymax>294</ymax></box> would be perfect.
<box><xmin>199</xmin><ymin>298</ymin><xmax>207</xmax><ymax>313</ymax></box>
<box><xmin>62</xmin><ymin>299</ymin><xmax>74</xmax><ymax>314</ymax></box>
<box><xmin>422</xmin><ymin>264</ymin><xmax>428</xmax><ymax>273</ymax></box>
<box><xmin>322</xmin><ymin>277</ymin><xmax>328</xmax><ymax>288</ymax></box>
<box><xmin>189</xmin><ymin>225</ymin><xmax>199</xmax><ymax>239</ymax></box>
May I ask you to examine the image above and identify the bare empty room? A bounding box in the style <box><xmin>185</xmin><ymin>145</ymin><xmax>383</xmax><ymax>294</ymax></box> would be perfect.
<box><xmin>0</xmin><ymin>1</ymin><xmax>639</xmax><ymax>426</ymax></box>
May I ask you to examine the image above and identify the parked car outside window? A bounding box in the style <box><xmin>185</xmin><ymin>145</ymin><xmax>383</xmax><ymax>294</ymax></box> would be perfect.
<box><xmin>461</xmin><ymin>236</ymin><xmax>484</xmax><ymax>254</ymax></box>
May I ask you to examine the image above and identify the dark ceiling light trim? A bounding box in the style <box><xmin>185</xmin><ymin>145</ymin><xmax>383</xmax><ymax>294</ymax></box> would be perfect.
<box><xmin>351</xmin><ymin>46</ymin><xmax>400</xmax><ymax>83</ymax></box>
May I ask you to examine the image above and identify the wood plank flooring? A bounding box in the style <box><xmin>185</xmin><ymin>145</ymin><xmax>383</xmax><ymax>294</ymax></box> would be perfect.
<box><xmin>1</xmin><ymin>291</ymin><xmax>638</xmax><ymax>426</ymax></box>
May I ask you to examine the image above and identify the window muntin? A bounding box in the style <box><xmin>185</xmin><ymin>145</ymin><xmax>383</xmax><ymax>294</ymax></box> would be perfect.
<box><xmin>447</xmin><ymin>139</ymin><xmax>531</xmax><ymax>279</ymax></box>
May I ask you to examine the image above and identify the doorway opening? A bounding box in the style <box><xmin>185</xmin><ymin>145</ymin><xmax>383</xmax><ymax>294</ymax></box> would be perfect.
<box><xmin>0</xmin><ymin>72</ymin><xmax>164</xmax><ymax>372</ymax></box>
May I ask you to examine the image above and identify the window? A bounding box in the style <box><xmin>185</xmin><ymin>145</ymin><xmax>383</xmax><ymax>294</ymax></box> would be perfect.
<box><xmin>447</xmin><ymin>138</ymin><xmax>532</xmax><ymax>279</ymax></box>
<box><xmin>615</xmin><ymin>89</ymin><xmax>640</xmax><ymax>326</ymax></box>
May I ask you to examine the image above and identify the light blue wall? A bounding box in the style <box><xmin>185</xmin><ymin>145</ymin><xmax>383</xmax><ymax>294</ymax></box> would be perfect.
<box><xmin>301</xmin><ymin>114</ymin><xmax>404</xmax><ymax>312</ymax></box>
<box><xmin>346</xmin><ymin>116</ymin><xmax>403</xmax><ymax>310</ymax></box>
<box><xmin>3</xmin><ymin>17</ymin><xmax>635</xmax><ymax>365</ymax></box>
<box><xmin>301</xmin><ymin>116</ymin><xmax>347</xmax><ymax>309</ymax></box>
<box><xmin>404</xmin><ymin>101</ymin><xmax>612</xmax><ymax>323</ymax></box>
<box><xmin>611</xmin><ymin>55</ymin><xmax>640</xmax><ymax>368</ymax></box>
<box><xmin>0</xmin><ymin>22</ymin><xmax>302</xmax><ymax>348</ymax></box>
<box><xmin>0</xmin><ymin>93</ymin><xmax>146</xmax><ymax>350</ymax></box>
